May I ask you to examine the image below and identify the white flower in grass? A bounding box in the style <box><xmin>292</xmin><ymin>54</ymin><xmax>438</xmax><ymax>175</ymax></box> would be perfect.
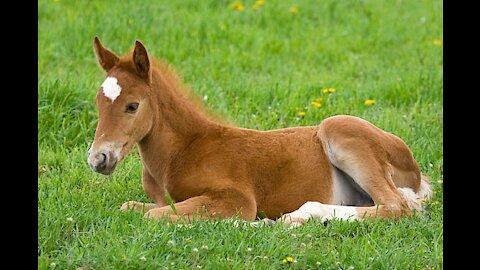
<box><xmin>66</xmin><ymin>217</ymin><xmax>74</xmax><ymax>223</ymax></box>
<box><xmin>192</xmin><ymin>247</ymin><xmax>199</xmax><ymax>253</ymax></box>
<box><xmin>139</xmin><ymin>256</ymin><xmax>146</xmax><ymax>261</ymax></box>
<box><xmin>247</xmin><ymin>247</ymin><xmax>252</xmax><ymax>252</ymax></box>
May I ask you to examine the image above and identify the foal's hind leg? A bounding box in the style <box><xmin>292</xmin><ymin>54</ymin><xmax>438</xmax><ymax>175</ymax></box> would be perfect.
<box><xmin>318</xmin><ymin>117</ymin><xmax>418</xmax><ymax>218</ymax></box>
<box><xmin>280</xmin><ymin>116</ymin><xmax>421</xmax><ymax>226</ymax></box>
<box><xmin>281</xmin><ymin>201</ymin><xmax>360</xmax><ymax>226</ymax></box>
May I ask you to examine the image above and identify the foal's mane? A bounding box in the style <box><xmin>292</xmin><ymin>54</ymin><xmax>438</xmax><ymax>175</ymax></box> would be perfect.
<box><xmin>118</xmin><ymin>51</ymin><xmax>232</xmax><ymax>129</ymax></box>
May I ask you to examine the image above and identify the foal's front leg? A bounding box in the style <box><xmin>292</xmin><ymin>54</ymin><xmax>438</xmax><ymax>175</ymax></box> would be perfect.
<box><xmin>120</xmin><ymin>169</ymin><xmax>167</xmax><ymax>213</ymax></box>
<box><xmin>144</xmin><ymin>190</ymin><xmax>257</xmax><ymax>222</ymax></box>
<box><xmin>120</xmin><ymin>201</ymin><xmax>159</xmax><ymax>213</ymax></box>
<box><xmin>143</xmin><ymin>195</ymin><xmax>211</xmax><ymax>221</ymax></box>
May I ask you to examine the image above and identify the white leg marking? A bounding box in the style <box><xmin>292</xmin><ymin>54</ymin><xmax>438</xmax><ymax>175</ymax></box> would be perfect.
<box><xmin>101</xmin><ymin>76</ymin><xmax>122</xmax><ymax>102</ymax></box>
<box><xmin>282</xmin><ymin>201</ymin><xmax>358</xmax><ymax>226</ymax></box>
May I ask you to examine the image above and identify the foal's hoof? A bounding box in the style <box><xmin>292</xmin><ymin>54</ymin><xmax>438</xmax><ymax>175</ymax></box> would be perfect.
<box><xmin>120</xmin><ymin>201</ymin><xmax>149</xmax><ymax>212</ymax></box>
<box><xmin>250</xmin><ymin>218</ymin><xmax>276</xmax><ymax>228</ymax></box>
<box><xmin>120</xmin><ymin>201</ymin><xmax>137</xmax><ymax>212</ymax></box>
<box><xmin>262</xmin><ymin>218</ymin><xmax>276</xmax><ymax>226</ymax></box>
<box><xmin>279</xmin><ymin>214</ymin><xmax>306</xmax><ymax>227</ymax></box>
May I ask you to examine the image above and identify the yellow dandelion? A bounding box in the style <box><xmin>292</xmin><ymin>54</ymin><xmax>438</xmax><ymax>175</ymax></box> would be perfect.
<box><xmin>364</xmin><ymin>99</ymin><xmax>376</xmax><ymax>106</ymax></box>
<box><xmin>437</xmin><ymin>179</ymin><xmax>443</xmax><ymax>184</ymax></box>
<box><xmin>315</xmin><ymin>97</ymin><xmax>323</xmax><ymax>102</ymax></box>
<box><xmin>252</xmin><ymin>0</ymin><xmax>265</xmax><ymax>9</ymax></box>
<box><xmin>252</xmin><ymin>0</ymin><xmax>265</xmax><ymax>10</ymax></box>
<box><xmin>323</xmin><ymin>88</ymin><xmax>335</xmax><ymax>93</ymax></box>
<box><xmin>289</xmin><ymin>6</ymin><xmax>299</xmax><ymax>14</ymax></box>
<box><xmin>231</xmin><ymin>2</ymin><xmax>245</xmax><ymax>11</ymax></box>
<box><xmin>433</xmin><ymin>39</ymin><xmax>442</xmax><ymax>46</ymax></box>
<box><xmin>283</xmin><ymin>256</ymin><xmax>295</xmax><ymax>263</ymax></box>
<box><xmin>297</xmin><ymin>111</ymin><xmax>306</xmax><ymax>117</ymax></box>
<box><xmin>310</xmin><ymin>101</ymin><xmax>322</xmax><ymax>108</ymax></box>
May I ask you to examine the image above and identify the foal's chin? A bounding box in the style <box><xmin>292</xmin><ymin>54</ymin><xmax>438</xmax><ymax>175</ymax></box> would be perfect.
<box><xmin>89</xmin><ymin>159</ymin><xmax>118</xmax><ymax>175</ymax></box>
<box><xmin>95</xmin><ymin>164</ymin><xmax>118</xmax><ymax>175</ymax></box>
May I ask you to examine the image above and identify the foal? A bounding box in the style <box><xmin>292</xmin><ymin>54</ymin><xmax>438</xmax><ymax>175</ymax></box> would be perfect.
<box><xmin>88</xmin><ymin>37</ymin><xmax>433</xmax><ymax>226</ymax></box>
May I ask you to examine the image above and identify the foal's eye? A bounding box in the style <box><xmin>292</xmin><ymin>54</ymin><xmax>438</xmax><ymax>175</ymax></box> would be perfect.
<box><xmin>125</xmin><ymin>103</ymin><xmax>139</xmax><ymax>113</ymax></box>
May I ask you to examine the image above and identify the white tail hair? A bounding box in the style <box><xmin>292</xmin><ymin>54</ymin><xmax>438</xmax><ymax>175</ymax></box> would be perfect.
<box><xmin>418</xmin><ymin>174</ymin><xmax>433</xmax><ymax>201</ymax></box>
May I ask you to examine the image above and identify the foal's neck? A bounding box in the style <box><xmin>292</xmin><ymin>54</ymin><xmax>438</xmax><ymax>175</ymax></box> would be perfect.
<box><xmin>137</xmin><ymin>66</ymin><xmax>223</xmax><ymax>176</ymax></box>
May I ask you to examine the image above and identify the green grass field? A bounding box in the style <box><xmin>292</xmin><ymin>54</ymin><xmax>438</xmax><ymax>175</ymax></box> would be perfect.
<box><xmin>38</xmin><ymin>0</ymin><xmax>443</xmax><ymax>269</ymax></box>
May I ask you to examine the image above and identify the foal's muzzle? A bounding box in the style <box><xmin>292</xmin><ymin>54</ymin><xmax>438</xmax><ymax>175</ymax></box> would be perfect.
<box><xmin>88</xmin><ymin>148</ymin><xmax>119</xmax><ymax>175</ymax></box>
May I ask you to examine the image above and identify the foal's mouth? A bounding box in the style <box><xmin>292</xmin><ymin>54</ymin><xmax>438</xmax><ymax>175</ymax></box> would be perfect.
<box><xmin>89</xmin><ymin>156</ymin><xmax>118</xmax><ymax>175</ymax></box>
<box><xmin>95</xmin><ymin>160</ymin><xmax>118</xmax><ymax>175</ymax></box>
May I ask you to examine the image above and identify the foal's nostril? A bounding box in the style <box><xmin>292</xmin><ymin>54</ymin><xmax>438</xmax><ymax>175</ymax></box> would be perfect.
<box><xmin>98</xmin><ymin>153</ymin><xmax>107</xmax><ymax>166</ymax></box>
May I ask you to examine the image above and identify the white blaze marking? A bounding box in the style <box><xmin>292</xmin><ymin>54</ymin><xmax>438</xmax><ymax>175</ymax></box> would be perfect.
<box><xmin>101</xmin><ymin>76</ymin><xmax>122</xmax><ymax>102</ymax></box>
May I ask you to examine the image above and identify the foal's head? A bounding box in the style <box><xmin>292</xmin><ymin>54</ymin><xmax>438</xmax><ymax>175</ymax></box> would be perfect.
<box><xmin>88</xmin><ymin>37</ymin><xmax>156</xmax><ymax>175</ymax></box>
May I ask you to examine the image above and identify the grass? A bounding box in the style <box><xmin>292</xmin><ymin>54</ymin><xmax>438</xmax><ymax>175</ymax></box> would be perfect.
<box><xmin>38</xmin><ymin>0</ymin><xmax>443</xmax><ymax>269</ymax></box>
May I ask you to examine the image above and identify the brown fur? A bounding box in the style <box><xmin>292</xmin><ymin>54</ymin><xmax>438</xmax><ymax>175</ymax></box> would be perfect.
<box><xmin>88</xmin><ymin>37</ymin><xmax>431</xmax><ymax>224</ymax></box>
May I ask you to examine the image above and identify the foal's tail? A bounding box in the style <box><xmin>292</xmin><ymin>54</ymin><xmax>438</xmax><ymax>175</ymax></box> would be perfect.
<box><xmin>418</xmin><ymin>174</ymin><xmax>434</xmax><ymax>201</ymax></box>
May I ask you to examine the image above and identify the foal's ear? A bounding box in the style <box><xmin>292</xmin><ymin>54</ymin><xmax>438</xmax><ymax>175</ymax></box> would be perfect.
<box><xmin>93</xmin><ymin>36</ymin><xmax>119</xmax><ymax>72</ymax></box>
<box><xmin>133</xmin><ymin>40</ymin><xmax>150</xmax><ymax>81</ymax></box>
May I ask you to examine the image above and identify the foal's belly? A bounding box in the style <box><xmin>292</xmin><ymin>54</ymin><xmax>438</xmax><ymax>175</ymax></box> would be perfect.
<box><xmin>253</xmin><ymin>142</ymin><xmax>334</xmax><ymax>219</ymax></box>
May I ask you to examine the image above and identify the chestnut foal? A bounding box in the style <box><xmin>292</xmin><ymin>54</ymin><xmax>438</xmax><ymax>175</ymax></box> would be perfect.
<box><xmin>87</xmin><ymin>37</ymin><xmax>432</xmax><ymax>226</ymax></box>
